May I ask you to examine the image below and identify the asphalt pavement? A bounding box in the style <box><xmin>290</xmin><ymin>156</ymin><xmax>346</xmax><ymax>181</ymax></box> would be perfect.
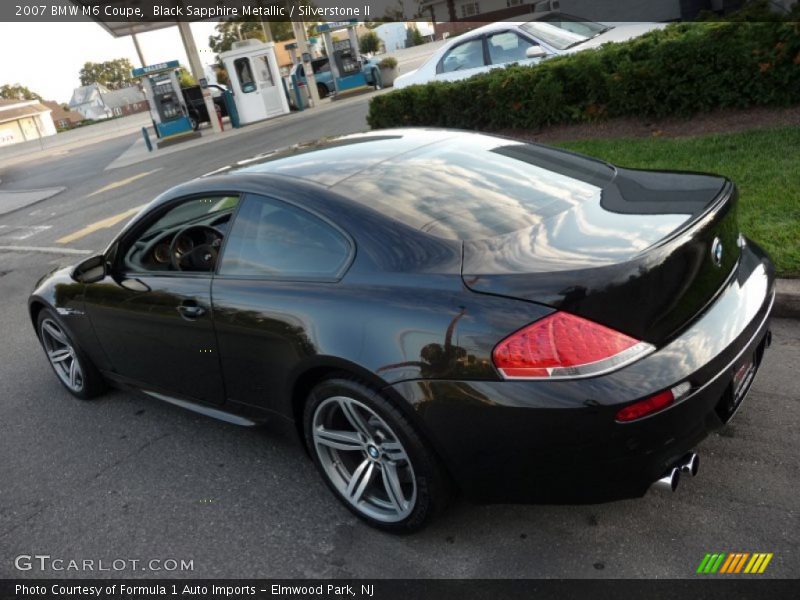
<box><xmin>0</xmin><ymin>88</ymin><xmax>798</xmax><ymax>579</ymax></box>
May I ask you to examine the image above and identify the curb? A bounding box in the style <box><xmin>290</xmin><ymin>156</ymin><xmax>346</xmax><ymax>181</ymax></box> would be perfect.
<box><xmin>0</xmin><ymin>186</ymin><xmax>66</xmax><ymax>217</ymax></box>
<box><xmin>774</xmin><ymin>278</ymin><xmax>800</xmax><ymax>319</ymax></box>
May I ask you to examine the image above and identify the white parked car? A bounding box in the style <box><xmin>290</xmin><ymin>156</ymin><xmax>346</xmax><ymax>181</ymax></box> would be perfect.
<box><xmin>394</xmin><ymin>13</ymin><xmax>666</xmax><ymax>89</ymax></box>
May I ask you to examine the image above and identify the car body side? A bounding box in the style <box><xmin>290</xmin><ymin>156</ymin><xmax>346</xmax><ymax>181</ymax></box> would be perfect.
<box><xmin>394</xmin><ymin>20</ymin><xmax>666</xmax><ymax>89</ymax></box>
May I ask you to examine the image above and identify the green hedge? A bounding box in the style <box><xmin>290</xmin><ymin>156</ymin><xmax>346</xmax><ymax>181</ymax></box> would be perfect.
<box><xmin>367</xmin><ymin>22</ymin><xmax>800</xmax><ymax>130</ymax></box>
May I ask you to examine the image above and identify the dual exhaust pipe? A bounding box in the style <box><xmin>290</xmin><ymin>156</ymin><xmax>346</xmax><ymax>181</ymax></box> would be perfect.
<box><xmin>651</xmin><ymin>452</ymin><xmax>699</xmax><ymax>493</ymax></box>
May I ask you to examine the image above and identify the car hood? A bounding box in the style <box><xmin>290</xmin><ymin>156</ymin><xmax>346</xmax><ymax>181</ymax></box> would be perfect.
<box><xmin>564</xmin><ymin>22</ymin><xmax>666</xmax><ymax>53</ymax></box>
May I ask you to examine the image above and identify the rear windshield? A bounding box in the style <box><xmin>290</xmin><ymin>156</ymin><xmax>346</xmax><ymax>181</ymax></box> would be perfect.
<box><xmin>521</xmin><ymin>14</ymin><xmax>610</xmax><ymax>50</ymax></box>
<box><xmin>332</xmin><ymin>135</ymin><xmax>614</xmax><ymax>241</ymax></box>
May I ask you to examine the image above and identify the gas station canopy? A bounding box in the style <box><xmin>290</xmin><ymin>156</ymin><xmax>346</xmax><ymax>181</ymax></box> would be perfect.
<box><xmin>69</xmin><ymin>1</ymin><xmax>189</xmax><ymax>36</ymax></box>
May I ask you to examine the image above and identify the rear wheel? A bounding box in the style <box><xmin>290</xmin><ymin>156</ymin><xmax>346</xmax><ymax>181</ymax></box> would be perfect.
<box><xmin>37</xmin><ymin>308</ymin><xmax>106</xmax><ymax>400</ymax></box>
<box><xmin>304</xmin><ymin>378</ymin><xmax>449</xmax><ymax>532</ymax></box>
<box><xmin>316</xmin><ymin>83</ymin><xmax>329</xmax><ymax>99</ymax></box>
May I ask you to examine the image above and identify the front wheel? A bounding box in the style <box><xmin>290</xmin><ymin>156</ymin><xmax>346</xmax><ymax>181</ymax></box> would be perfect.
<box><xmin>37</xmin><ymin>308</ymin><xmax>106</xmax><ymax>400</ymax></box>
<box><xmin>304</xmin><ymin>378</ymin><xmax>449</xmax><ymax>532</ymax></box>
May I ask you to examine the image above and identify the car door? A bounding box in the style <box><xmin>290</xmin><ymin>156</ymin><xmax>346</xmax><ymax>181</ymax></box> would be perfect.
<box><xmin>83</xmin><ymin>194</ymin><xmax>240</xmax><ymax>405</ymax></box>
<box><xmin>211</xmin><ymin>193</ymin><xmax>353</xmax><ymax>412</ymax></box>
<box><xmin>435</xmin><ymin>36</ymin><xmax>489</xmax><ymax>83</ymax></box>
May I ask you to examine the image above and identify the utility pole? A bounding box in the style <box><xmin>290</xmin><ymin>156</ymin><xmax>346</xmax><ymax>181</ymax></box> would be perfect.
<box><xmin>260</xmin><ymin>19</ymin><xmax>273</xmax><ymax>43</ymax></box>
<box><xmin>131</xmin><ymin>32</ymin><xmax>146</xmax><ymax>67</ymax></box>
<box><xmin>291</xmin><ymin>20</ymin><xmax>321</xmax><ymax>106</ymax></box>
<box><xmin>257</xmin><ymin>1</ymin><xmax>273</xmax><ymax>42</ymax></box>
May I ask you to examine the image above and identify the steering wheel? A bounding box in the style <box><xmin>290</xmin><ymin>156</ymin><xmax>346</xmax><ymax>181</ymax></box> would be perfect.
<box><xmin>169</xmin><ymin>225</ymin><xmax>223</xmax><ymax>272</ymax></box>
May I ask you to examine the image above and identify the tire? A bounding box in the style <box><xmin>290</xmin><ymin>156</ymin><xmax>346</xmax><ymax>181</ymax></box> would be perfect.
<box><xmin>304</xmin><ymin>378</ymin><xmax>450</xmax><ymax>533</ymax></box>
<box><xmin>188</xmin><ymin>113</ymin><xmax>199</xmax><ymax>131</ymax></box>
<box><xmin>37</xmin><ymin>308</ymin><xmax>106</xmax><ymax>400</ymax></box>
<box><xmin>316</xmin><ymin>83</ymin><xmax>329</xmax><ymax>99</ymax></box>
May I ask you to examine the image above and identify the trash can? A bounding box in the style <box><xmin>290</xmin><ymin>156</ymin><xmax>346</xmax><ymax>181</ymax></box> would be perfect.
<box><xmin>221</xmin><ymin>89</ymin><xmax>240</xmax><ymax>128</ymax></box>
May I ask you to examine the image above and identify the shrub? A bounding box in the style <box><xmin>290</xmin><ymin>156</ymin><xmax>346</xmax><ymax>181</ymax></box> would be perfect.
<box><xmin>359</xmin><ymin>31</ymin><xmax>380</xmax><ymax>54</ymax></box>
<box><xmin>367</xmin><ymin>22</ymin><xmax>800</xmax><ymax>131</ymax></box>
<box><xmin>379</xmin><ymin>57</ymin><xmax>398</xmax><ymax>69</ymax></box>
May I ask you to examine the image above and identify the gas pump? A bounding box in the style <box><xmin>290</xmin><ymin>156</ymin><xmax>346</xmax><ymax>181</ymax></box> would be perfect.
<box><xmin>133</xmin><ymin>60</ymin><xmax>194</xmax><ymax>140</ymax></box>
<box><xmin>316</xmin><ymin>21</ymin><xmax>369</xmax><ymax>95</ymax></box>
<box><xmin>332</xmin><ymin>38</ymin><xmax>361</xmax><ymax>77</ymax></box>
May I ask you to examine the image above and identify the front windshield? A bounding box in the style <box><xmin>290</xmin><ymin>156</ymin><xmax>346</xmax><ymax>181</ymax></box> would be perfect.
<box><xmin>521</xmin><ymin>14</ymin><xmax>609</xmax><ymax>50</ymax></box>
<box><xmin>142</xmin><ymin>196</ymin><xmax>238</xmax><ymax>237</ymax></box>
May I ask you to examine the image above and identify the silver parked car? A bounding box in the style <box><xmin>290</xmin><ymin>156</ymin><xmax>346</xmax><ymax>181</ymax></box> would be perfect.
<box><xmin>394</xmin><ymin>13</ymin><xmax>665</xmax><ymax>89</ymax></box>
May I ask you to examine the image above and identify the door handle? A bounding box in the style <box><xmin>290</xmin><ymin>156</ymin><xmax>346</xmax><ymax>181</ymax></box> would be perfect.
<box><xmin>177</xmin><ymin>302</ymin><xmax>206</xmax><ymax>320</ymax></box>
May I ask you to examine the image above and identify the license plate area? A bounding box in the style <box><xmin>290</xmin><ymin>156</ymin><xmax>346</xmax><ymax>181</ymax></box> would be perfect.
<box><xmin>714</xmin><ymin>335</ymin><xmax>766</xmax><ymax>424</ymax></box>
<box><xmin>733</xmin><ymin>357</ymin><xmax>755</xmax><ymax>400</ymax></box>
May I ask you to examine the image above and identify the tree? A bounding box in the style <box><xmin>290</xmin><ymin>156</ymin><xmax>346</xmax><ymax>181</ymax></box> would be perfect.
<box><xmin>208</xmin><ymin>18</ymin><xmax>294</xmax><ymax>61</ymax></box>
<box><xmin>359</xmin><ymin>30</ymin><xmax>381</xmax><ymax>54</ymax></box>
<box><xmin>0</xmin><ymin>83</ymin><xmax>41</xmax><ymax>101</ymax></box>
<box><xmin>177</xmin><ymin>67</ymin><xmax>196</xmax><ymax>88</ymax></box>
<box><xmin>79</xmin><ymin>58</ymin><xmax>135</xmax><ymax>90</ymax></box>
<box><xmin>407</xmin><ymin>26</ymin><xmax>425</xmax><ymax>47</ymax></box>
<box><xmin>214</xmin><ymin>67</ymin><xmax>230</xmax><ymax>87</ymax></box>
<box><xmin>383</xmin><ymin>0</ymin><xmax>406</xmax><ymax>20</ymax></box>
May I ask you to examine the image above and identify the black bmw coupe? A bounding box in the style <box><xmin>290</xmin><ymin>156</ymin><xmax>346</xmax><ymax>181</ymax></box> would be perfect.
<box><xmin>30</xmin><ymin>129</ymin><xmax>774</xmax><ymax>532</ymax></box>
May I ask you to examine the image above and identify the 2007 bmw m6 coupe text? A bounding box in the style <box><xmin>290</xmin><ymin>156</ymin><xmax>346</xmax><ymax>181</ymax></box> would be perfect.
<box><xmin>30</xmin><ymin>129</ymin><xmax>774</xmax><ymax>532</ymax></box>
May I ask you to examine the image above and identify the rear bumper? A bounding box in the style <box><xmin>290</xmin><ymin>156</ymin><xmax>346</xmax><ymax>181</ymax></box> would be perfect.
<box><xmin>385</xmin><ymin>240</ymin><xmax>775</xmax><ymax>503</ymax></box>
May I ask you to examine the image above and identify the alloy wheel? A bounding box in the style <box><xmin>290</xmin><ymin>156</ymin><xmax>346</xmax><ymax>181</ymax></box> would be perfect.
<box><xmin>40</xmin><ymin>318</ymin><xmax>83</xmax><ymax>393</ymax></box>
<box><xmin>312</xmin><ymin>395</ymin><xmax>417</xmax><ymax>523</ymax></box>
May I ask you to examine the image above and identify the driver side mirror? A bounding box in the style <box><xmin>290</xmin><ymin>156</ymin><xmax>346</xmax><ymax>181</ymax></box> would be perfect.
<box><xmin>71</xmin><ymin>254</ymin><xmax>107</xmax><ymax>284</ymax></box>
<box><xmin>526</xmin><ymin>46</ymin><xmax>548</xmax><ymax>59</ymax></box>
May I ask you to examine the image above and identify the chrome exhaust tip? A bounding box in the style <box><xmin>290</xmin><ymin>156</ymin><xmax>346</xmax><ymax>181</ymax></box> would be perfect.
<box><xmin>652</xmin><ymin>467</ymin><xmax>680</xmax><ymax>493</ymax></box>
<box><xmin>679</xmin><ymin>453</ymin><xmax>699</xmax><ymax>477</ymax></box>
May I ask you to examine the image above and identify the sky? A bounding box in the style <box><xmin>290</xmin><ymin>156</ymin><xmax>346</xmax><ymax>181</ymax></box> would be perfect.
<box><xmin>0</xmin><ymin>21</ymin><xmax>220</xmax><ymax>103</ymax></box>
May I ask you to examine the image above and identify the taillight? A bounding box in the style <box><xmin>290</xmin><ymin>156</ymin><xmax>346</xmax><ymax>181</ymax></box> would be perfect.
<box><xmin>615</xmin><ymin>382</ymin><xmax>691</xmax><ymax>422</ymax></box>
<box><xmin>492</xmin><ymin>311</ymin><xmax>654</xmax><ymax>380</ymax></box>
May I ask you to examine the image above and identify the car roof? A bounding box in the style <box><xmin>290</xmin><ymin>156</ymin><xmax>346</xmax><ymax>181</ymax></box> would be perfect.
<box><xmin>224</xmin><ymin>129</ymin><xmax>462</xmax><ymax>186</ymax></box>
<box><xmin>223</xmin><ymin>128</ymin><xmax>609</xmax><ymax>188</ymax></box>
<box><xmin>437</xmin><ymin>12</ymin><xmax>562</xmax><ymax>39</ymax></box>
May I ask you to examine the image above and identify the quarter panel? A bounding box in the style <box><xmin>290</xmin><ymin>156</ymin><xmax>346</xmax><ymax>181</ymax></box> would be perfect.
<box><xmin>211</xmin><ymin>276</ymin><xmax>472</xmax><ymax>415</ymax></box>
<box><xmin>29</xmin><ymin>266</ymin><xmax>111</xmax><ymax>372</ymax></box>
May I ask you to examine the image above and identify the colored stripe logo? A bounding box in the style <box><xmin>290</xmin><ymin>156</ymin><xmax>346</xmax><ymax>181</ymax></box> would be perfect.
<box><xmin>697</xmin><ymin>552</ymin><xmax>773</xmax><ymax>574</ymax></box>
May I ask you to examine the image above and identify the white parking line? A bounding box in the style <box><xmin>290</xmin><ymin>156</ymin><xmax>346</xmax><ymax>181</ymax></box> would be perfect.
<box><xmin>0</xmin><ymin>225</ymin><xmax>52</xmax><ymax>240</ymax></box>
<box><xmin>0</xmin><ymin>245</ymin><xmax>92</xmax><ymax>255</ymax></box>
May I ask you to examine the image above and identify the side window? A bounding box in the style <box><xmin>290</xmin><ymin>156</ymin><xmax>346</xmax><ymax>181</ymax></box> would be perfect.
<box><xmin>487</xmin><ymin>31</ymin><xmax>536</xmax><ymax>65</ymax></box>
<box><xmin>219</xmin><ymin>194</ymin><xmax>350</xmax><ymax>279</ymax></box>
<box><xmin>123</xmin><ymin>196</ymin><xmax>239</xmax><ymax>273</ymax></box>
<box><xmin>439</xmin><ymin>38</ymin><xmax>485</xmax><ymax>74</ymax></box>
<box><xmin>234</xmin><ymin>58</ymin><xmax>256</xmax><ymax>93</ymax></box>
<box><xmin>313</xmin><ymin>60</ymin><xmax>330</xmax><ymax>74</ymax></box>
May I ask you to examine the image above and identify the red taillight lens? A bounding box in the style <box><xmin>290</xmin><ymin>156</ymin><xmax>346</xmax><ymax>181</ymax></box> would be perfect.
<box><xmin>615</xmin><ymin>390</ymin><xmax>674</xmax><ymax>422</ymax></box>
<box><xmin>492</xmin><ymin>311</ymin><xmax>653</xmax><ymax>379</ymax></box>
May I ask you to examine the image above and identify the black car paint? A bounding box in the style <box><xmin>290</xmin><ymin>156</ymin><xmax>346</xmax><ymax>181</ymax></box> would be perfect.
<box><xmin>463</xmin><ymin>174</ymin><xmax>739</xmax><ymax>345</ymax></box>
<box><xmin>28</xmin><ymin>130</ymin><xmax>774</xmax><ymax>503</ymax></box>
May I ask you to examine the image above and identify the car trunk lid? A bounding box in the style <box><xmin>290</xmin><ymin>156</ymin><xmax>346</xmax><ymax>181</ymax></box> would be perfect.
<box><xmin>462</xmin><ymin>168</ymin><xmax>740</xmax><ymax>346</ymax></box>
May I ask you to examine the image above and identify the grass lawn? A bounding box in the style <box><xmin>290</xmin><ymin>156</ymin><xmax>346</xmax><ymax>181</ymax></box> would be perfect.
<box><xmin>553</xmin><ymin>126</ymin><xmax>800</xmax><ymax>277</ymax></box>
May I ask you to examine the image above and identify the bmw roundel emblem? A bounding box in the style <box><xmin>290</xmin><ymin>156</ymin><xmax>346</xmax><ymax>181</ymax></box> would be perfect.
<box><xmin>711</xmin><ymin>237</ymin><xmax>724</xmax><ymax>267</ymax></box>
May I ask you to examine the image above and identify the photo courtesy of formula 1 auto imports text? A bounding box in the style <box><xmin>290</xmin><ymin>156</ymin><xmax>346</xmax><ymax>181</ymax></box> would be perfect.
<box><xmin>0</xmin><ymin>0</ymin><xmax>798</xmax><ymax>598</ymax></box>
